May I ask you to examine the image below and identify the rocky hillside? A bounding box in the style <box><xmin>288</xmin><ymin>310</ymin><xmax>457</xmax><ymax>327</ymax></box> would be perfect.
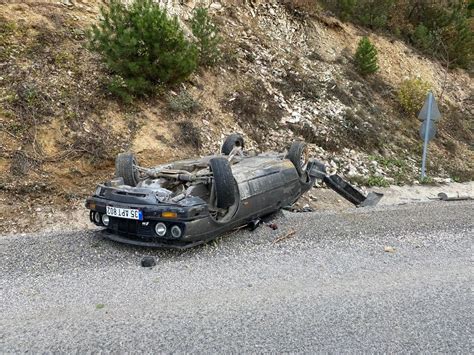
<box><xmin>0</xmin><ymin>0</ymin><xmax>473</xmax><ymax>232</ymax></box>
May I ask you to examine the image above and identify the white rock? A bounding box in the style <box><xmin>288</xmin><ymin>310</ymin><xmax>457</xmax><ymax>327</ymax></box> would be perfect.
<box><xmin>209</xmin><ymin>3</ymin><xmax>223</xmax><ymax>11</ymax></box>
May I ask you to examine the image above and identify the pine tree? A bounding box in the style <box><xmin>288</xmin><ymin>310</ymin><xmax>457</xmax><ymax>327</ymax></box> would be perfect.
<box><xmin>355</xmin><ymin>36</ymin><xmax>379</xmax><ymax>75</ymax></box>
<box><xmin>191</xmin><ymin>7</ymin><xmax>222</xmax><ymax>66</ymax></box>
<box><xmin>88</xmin><ymin>0</ymin><xmax>198</xmax><ymax>100</ymax></box>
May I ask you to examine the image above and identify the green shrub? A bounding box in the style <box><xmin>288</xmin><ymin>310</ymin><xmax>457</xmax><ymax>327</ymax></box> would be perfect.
<box><xmin>191</xmin><ymin>7</ymin><xmax>222</xmax><ymax>66</ymax></box>
<box><xmin>167</xmin><ymin>90</ymin><xmax>200</xmax><ymax>113</ymax></box>
<box><xmin>355</xmin><ymin>37</ymin><xmax>379</xmax><ymax>75</ymax></box>
<box><xmin>320</xmin><ymin>0</ymin><xmax>394</xmax><ymax>28</ymax></box>
<box><xmin>408</xmin><ymin>3</ymin><xmax>473</xmax><ymax>69</ymax></box>
<box><xmin>357</xmin><ymin>0</ymin><xmax>394</xmax><ymax>29</ymax></box>
<box><xmin>412</xmin><ymin>24</ymin><xmax>435</xmax><ymax>52</ymax></box>
<box><xmin>280</xmin><ymin>0</ymin><xmax>320</xmax><ymax>14</ymax></box>
<box><xmin>444</xmin><ymin>12</ymin><xmax>473</xmax><ymax>69</ymax></box>
<box><xmin>350</xmin><ymin>174</ymin><xmax>390</xmax><ymax>187</ymax></box>
<box><xmin>88</xmin><ymin>0</ymin><xmax>198</xmax><ymax>100</ymax></box>
<box><xmin>398</xmin><ymin>78</ymin><xmax>431</xmax><ymax>116</ymax></box>
<box><xmin>339</xmin><ymin>0</ymin><xmax>357</xmax><ymax>21</ymax></box>
<box><xmin>367</xmin><ymin>175</ymin><xmax>390</xmax><ymax>187</ymax></box>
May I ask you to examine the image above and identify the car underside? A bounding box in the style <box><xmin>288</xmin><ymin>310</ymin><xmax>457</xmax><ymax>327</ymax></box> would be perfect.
<box><xmin>85</xmin><ymin>134</ymin><xmax>383</xmax><ymax>249</ymax></box>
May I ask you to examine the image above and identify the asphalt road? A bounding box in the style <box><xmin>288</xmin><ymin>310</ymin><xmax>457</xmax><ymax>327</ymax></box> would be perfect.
<box><xmin>1</xmin><ymin>201</ymin><xmax>473</xmax><ymax>353</ymax></box>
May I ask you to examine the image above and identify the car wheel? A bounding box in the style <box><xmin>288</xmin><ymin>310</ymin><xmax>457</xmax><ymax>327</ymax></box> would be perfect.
<box><xmin>115</xmin><ymin>152</ymin><xmax>139</xmax><ymax>187</ymax></box>
<box><xmin>286</xmin><ymin>141</ymin><xmax>309</xmax><ymax>178</ymax></box>
<box><xmin>221</xmin><ymin>133</ymin><xmax>245</xmax><ymax>155</ymax></box>
<box><xmin>209</xmin><ymin>157</ymin><xmax>237</xmax><ymax>209</ymax></box>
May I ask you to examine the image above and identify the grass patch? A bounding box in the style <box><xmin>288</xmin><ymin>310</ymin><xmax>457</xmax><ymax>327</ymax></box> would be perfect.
<box><xmin>369</xmin><ymin>155</ymin><xmax>407</xmax><ymax>169</ymax></box>
<box><xmin>443</xmin><ymin>165</ymin><xmax>474</xmax><ymax>183</ymax></box>
<box><xmin>420</xmin><ymin>176</ymin><xmax>436</xmax><ymax>185</ymax></box>
<box><xmin>167</xmin><ymin>90</ymin><xmax>200</xmax><ymax>114</ymax></box>
<box><xmin>0</xmin><ymin>18</ymin><xmax>25</xmax><ymax>60</ymax></box>
<box><xmin>368</xmin><ymin>155</ymin><xmax>413</xmax><ymax>185</ymax></box>
<box><xmin>6</xmin><ymin>122</ymin><xmax>27</xmax><ymax>135</ymax></box>
<box><xmin>350</xmin><ymin>174</ymin><xmax>390</xmax><ymax>187</ymax></box>
<box><xmin>367</xmin><ymin>175</ymin><xmax>390</xmax><ymax>187</ymax></box>
<box><xmin>54</xmin><ymin>50</ymin><xmax>74</xmax><ymax>68</ymax></box>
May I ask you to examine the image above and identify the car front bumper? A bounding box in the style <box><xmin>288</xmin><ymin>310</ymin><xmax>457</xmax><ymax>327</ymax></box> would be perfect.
<box><xmin>99</xmin><ymin>229</ymin><xmax>209</xmax><ymax>249</ymax></box>
<box><xmin>86</xmin><ymin>196</ymin><xmax>233</xmax><ymax>248</ymax></box>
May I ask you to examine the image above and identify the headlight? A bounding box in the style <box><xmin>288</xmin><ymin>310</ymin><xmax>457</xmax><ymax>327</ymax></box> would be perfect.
<box><xmin>170</xmin><ymin>225</ymin><xmax>182</xmax><ymax>239</ymax></box>
<box><xmin>101</xmin><ymin>214</ymin><xmax>110</xmax><ymax>226</ymax></box>
<box><xmin>93</xmin><ymin>212</ymin><xmax>101</xmax><ymax>224</ymax></box>
<box><xmin>155</xmin><ymin>222</ymin><xmax>167</xmax><ymax>237</ymax></box>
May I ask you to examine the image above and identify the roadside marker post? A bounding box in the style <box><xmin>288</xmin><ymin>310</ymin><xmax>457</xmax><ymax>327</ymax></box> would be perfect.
<box><xmin>418</xmin><ymin>91</ymin><xmax>441</xmax><ymax>180</ymax></box>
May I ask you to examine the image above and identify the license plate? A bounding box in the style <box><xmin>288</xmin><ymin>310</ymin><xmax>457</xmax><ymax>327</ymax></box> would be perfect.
<box><xmin>106</xmin><ymin>206</ymin><xmax>143</xmax><ymax>220</ymax></box>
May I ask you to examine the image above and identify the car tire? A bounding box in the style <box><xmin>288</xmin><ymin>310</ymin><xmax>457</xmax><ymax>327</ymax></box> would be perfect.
<box><xmin>115</xmin><ymin>152</ymin><xmax>139</xmax><ymax>187</ymax></box>
<box><xmin>286</xmin><ymin>141</ymin><xmax>309</xmax><ymax>178</ymax></box>
<box><xmin>209</xmin><ymin>157</ymin><xmax>237</xmax><ymax>209</ymax></box>
<box><xmin>221</xmin><ymin>133</ymin><xmax>245</xmax><ymax>155</ymax></box>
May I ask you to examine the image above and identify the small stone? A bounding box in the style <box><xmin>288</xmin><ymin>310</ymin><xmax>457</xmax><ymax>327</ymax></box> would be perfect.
<box><xmin>141</xmin><ymin>256</ymin><xmax>156</xmax><ymax>268</ymax></box>
<box><xmin>384</xmin><ymin>246</ymin><xmax>396</xmax><ymax>253</ymax></box>
<box><xmin>210</xmin><ymin>3</ymin><xmax>223</xmax><ymax>11</ymax></box>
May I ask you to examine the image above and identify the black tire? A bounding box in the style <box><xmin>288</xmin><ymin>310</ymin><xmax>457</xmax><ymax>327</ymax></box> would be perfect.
<box><xmin>209</xmin><ymin>157</ymin><xmax>237</xmax><ymax>209</ymax></box>
<box><xmin>286</xmin><ymin>141</ymin><xmax>308</xmax><ymax>177</ymax></box>
<box><xmin>115</xmin><ymin>152</ymin><xmax>139</xmax><ymax>187</ymax></box>
<box><xmin>221</xmin><ymin>133</ymin><xmax>245</xmax><ymax>155</ymax></box>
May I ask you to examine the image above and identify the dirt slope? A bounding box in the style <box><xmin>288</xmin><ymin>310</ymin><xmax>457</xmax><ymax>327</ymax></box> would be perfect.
<box><xmin>0</xmin><ymin>0</ymin><xmax>472</xmax><ymax>234</ymax></box>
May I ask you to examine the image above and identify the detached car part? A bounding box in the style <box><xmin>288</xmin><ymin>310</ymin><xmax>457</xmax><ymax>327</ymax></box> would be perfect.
<box><xmin>85</xmin><ymin>134</ymin><xmax>382</xmax><ymax>249</ymax></box>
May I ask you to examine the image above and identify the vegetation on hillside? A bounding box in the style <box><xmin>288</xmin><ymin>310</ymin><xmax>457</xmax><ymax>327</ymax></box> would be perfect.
<box><xmin>319</xmin><ymin>0</ymin><xmax>474</xmax><ymax>70</ymax></box>
<box><xmin>398</xmin><ymin>78</ymin><xmax>432</xmax><ymax>116</ymax></box>
<box><xmin>191</xmin><ymin>7</ymin><xmax>222</xmax><ymax>66</ymax></box>
<box><xmin>88</xmin><ymin>1</ymin><xmax>223</xmax><ymax>100</ymax></box>
<box><xmin>88</xmin><ymin>0</ymin><xmax>198</xmax><ymax>101</ymax></box>
<box><xmin>355</xmin><ymin>36</ymin><xmax>379</xmax><ymax>75</ymax></box>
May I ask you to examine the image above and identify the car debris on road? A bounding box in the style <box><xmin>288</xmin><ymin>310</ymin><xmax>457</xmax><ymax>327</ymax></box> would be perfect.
<box><xmin>272</xmin><ymin>230</ymin><xmax>297</xmax><ymax>244</ymax></box>
<box><xmin>140</xmin><ymin>256</ymin><xmax>156</xmax><ymax>268</ymax></box>
<box><xmin>437</xmin><ymin>192</ymin><xmax>473</xmax><ymax>201</ymax></box>
<box><xmin>85</xmin><ymin>134</ymin><xmax>383</xmax><ymax>249</ymax></box>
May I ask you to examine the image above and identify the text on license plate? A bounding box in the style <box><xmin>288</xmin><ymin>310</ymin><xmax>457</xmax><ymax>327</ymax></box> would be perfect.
<box><xmin>106</xmin><ymin>206</ymin><xmax>143</xmax><ymax>220</ymax></box>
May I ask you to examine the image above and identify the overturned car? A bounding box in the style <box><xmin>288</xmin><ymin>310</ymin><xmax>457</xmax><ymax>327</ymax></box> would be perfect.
<box><xmin>85</xmin><ymin>134</ymin><xmax>382</xmax><ymax>249</ymax></box>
